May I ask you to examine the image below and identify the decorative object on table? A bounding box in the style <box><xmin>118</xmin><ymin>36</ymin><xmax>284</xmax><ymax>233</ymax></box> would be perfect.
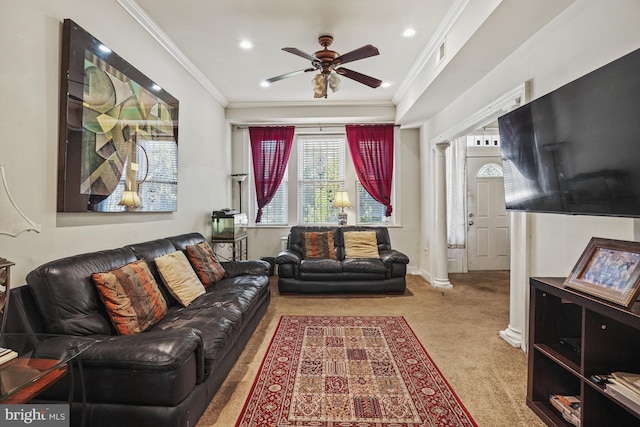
<box><xmin>564</xmin><ymin>237</ymin><xmax>640</xmax><ymax>307</ymax></box>
<box><xmin>211</xmin><ymin>210</ymin><xmax>248</xmax><ymax>261</ymax></box>
<box><xmin>331</xmin><ymin>190</ymin><xmax>351</xmax><ymax>226</ymax></box>
<box><xmin>230</xmin><ymin>173</ymin><xmax>248</xmax><ymax>212</ymax></box>
<box><xmin>57</xmin><ymin>19</ymin><xmax>179</xmax><ymax>213</ymax></box>
<box><xmin>211</xmin><ymin>210</ymin><xmax>247</xmax><ymax>240</ymax></box>
<box><xmin>0</xmin><ymin>164</ymin><xmax>41</xmax><ymax>337</ymax></box>
<box><xmin>236</xmin><ymin>315</ymin><xmax>477</xmax><ymax>427</ymax></box>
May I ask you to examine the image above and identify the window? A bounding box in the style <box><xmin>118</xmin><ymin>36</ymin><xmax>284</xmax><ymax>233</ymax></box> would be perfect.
<box><xmin>257</xmin><ymin>166</ymin><xmax>288</xmax><ymax>225</ymax></box>
<box><xmin>298</xmin><ymin>136</ymin><xmax>344</xmax><ymax>224</ymax></box>
<box><xmin>357</xmin><ymin>182</ymin><xmax>387</xmax><ymax>223</ymax></box>
<box><xmin>476</xmin><ymin>163</ymin><xmax>503</xmax><ymax>178</ymax></box>
<box><xmin>252</xmin><ymin>130</ymin><xmax>397</xmax><ymax>226</ymax></box>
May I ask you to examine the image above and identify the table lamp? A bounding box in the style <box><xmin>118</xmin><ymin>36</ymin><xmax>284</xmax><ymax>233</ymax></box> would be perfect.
<box><xmin>0</xmin><ymin>164</ymin><xmax>41</xmax><ymax>337</ymax></box>
<box><xmin>332</xmin><ymin>191</ymin><xmax>352</xmax><ymax>226</ymax></box>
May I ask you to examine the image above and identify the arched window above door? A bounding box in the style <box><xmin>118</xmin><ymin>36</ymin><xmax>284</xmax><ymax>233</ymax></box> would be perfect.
<box><xmin>477</xmin><ymin>163</ymin><xmax>503</xmax><ymax>178</ymax></box>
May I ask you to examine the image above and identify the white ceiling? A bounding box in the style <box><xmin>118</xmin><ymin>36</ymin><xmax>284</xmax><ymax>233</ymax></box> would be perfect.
<box><xmin>122</xmin><ymin>0</ymin><xmax>575</xmax><ymax>125</ymax></box>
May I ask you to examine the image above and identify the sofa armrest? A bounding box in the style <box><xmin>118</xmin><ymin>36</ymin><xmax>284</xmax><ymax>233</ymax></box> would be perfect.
<box><xmin>78</xmin><ymin>328</ymin><xmax>205</xmax><ymax>382</ymax></box>
<box><xmin>275</xmin><ymin>250</ymin><xmax>302</xmax><ymax>265</ymax></box>
<box><xmin>222</xmin><ymin>259</ymin><xmax>270</xmax><ymax>277</ymax></box>
<box><xmin>379</xmin><ymin>249</ymin><xmax>410</xmax><ymax>265</ymax></box>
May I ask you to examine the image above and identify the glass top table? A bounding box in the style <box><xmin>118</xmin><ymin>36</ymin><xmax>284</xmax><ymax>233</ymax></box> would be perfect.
<box><xmin>0</xmin><ymin>333</ymin><xmax>96</xmax><ymax>403</ymax></box>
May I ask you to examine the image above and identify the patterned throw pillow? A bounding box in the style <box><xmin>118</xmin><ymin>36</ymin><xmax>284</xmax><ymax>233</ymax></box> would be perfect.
<box><xmin>343</xmin><ymin>231</ymin><xmax>380</xmax><ymax>259</ymax></box>
<box><xmin>302</xmin><ymin>231</ymin><xmax>337</xmax><ymax>259</ymax></box>
<box><xmin>92</xmin><ymin>260</ymin><xmax>168</xmax><ymax>335</ymax></box>
<box><xmin>155</xmin><ymin>251</ymin><xmax>206</xmax><ymax>306</ymax></box>
<box><xmin>186</xmin><ymin>242</ymin><xmax>226</xmax><ymax>287</ymax></box>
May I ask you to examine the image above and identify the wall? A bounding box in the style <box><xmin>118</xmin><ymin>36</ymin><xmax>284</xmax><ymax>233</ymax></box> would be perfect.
<box><xmin>233</xmin><ymin>126</ymin><xmax>422</xmax><ymax>269</ymax></box>
<box><xmin>0</xmin><ymin>0</ymin><xmax>229</xmax><ymax>284</ymax></box>
<box><xmin>424</xmin><ymin>0</ymin><xmax>640</xmax><ymax>276</ymax></box>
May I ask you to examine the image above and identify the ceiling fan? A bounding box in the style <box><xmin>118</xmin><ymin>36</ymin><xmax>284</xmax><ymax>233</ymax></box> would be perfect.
<box><xmin>264</xmin><ymin>35</ymin><xmax>382</xmax><ymax>98</ymax></box>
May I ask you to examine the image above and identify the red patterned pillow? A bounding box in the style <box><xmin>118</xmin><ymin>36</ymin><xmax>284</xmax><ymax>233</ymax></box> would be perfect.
<box><xmin>91</xmin><ymin>260</ymin><xmax>168</xmax><ymax>335</ymax></box>
<box><xmin>186</xmin><ymin>242</ymin><xmax>226</xmax><ymax>288</ymax></box>
<box><xmin>302</xmin><ymin>231</ymin><xmax>337</xmax><ymax>259</ymax></box>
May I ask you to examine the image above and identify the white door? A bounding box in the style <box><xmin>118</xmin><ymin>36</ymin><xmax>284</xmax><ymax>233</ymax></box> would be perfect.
<box><xmin>466</xmin><ymin>156</ymin><xmax>510</xmax><ymax>270</ymax></box>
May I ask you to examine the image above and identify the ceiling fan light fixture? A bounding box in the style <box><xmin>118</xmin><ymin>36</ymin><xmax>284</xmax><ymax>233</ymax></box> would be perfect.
<box><xmin>328</xmin><ymin>73</ymin><xmax>340</xmax><ymax>92</ymax></box>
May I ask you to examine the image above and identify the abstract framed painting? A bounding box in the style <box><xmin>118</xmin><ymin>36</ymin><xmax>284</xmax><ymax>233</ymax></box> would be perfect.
<box><xmin>58</xmin><ymin>19</ymin><xmax>179</xmax><ymax>212</ymax></box>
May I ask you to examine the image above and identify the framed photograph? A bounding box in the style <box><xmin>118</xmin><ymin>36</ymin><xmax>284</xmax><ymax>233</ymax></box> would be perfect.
<box><xmin>58</xmin><ymin>19</ymin><xmax>179</xmax><ymax>212</ymax></box>
<box><xmin>564</xmin><ymin>237</ymin><xmax>640</xmax><ymax>307</ymax></box>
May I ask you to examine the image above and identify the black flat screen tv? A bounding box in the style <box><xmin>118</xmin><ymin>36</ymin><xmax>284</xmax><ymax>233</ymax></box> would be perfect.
<box><xmin>498</xmin><ymin>47</ymin><xmax>640</xmax><ymax>217</ymax></box>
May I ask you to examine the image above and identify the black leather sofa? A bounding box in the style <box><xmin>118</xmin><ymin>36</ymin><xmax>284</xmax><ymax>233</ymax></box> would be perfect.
<box><xmin>276</xmin><ymin>226</ymin><xmax>409</xmax><ymax>294</ymax></box>
<box><xmin>5</xmin><ymin>232</ymin><xmax>270</xmax><ymax>427</ymax></box>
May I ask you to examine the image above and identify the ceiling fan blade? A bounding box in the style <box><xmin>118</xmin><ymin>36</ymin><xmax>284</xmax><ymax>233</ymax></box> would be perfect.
<box><xmin>333</xmin><ymin>45</ymin><xmax>379</xmax><ymax>66</ymax></box>
<box><xmin>265</xmin><ymin>68</ymin><xmax>315</xmax><ymax>84</ymax></box>
<box><xmin>335</xmin><ymin>68</ymin><xmax>382</xmax><ymax>88</ymax></box>
<box><xmin>282</xmin><ymin>47</ymin><xmax>318</xmax><ymax>62</ymax></box>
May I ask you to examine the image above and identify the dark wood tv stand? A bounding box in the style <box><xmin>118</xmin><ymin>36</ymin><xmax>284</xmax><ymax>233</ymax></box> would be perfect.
<box><xmin>528</xmin><ymin>277</ymin><xmax>640</xmax><ymax>426</ymax></box>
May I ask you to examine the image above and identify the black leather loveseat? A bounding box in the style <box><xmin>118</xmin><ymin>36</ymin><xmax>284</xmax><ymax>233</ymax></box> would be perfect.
<box><xmin>5</xmin><ymin>232</ymin><xmax>270</xmax><ymax>427</ymax></box>
<box><xmin>276</xmin><ymin>226</ymin><xmax>409</xmax><ymax>294</ymax></box>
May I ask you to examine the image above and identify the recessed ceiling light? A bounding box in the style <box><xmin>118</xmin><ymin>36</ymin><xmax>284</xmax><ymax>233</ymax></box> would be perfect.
<box><xmin>402</xmin><ymin>28</ymin><xmax>416</xmax><ymax>38</ymax></box>
<box><xmin>240</xmin><ymin>40</ymin><xmax>253</xmax><ymax>50</ymax></box>
<box><xmin>381</xmin><ymin>82</ymin><xmax>391</xmax><ymax>88</ymax></box>
<box><xmin>98</xmin><ymin>44</ymin><xmax>112</xmax><ymax>53</ymax></box>
<box><xmin>151</xmin><ymin>84</ymin><xmax>162</xmax><ymax>91</ymax></box>
<box><xmin>260</xmin><ymin>81</ymin><xmax>270</xmax><ymax>88</ymax></box>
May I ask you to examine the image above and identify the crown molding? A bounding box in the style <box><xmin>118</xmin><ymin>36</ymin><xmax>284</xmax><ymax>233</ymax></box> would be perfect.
<box><xmin>115</xmin><ymin>0</ymin><xmax>228</xmax><ymax>106</ymax></box>
<box><xmin>393</xmin><ymin>0</ymin><xmax>470</xmax><ymax>105</ymax></box>
<box><xmin>226</xmin><ymin>100</ymin><xmax>394</xmax><ymax>109</ymax></box>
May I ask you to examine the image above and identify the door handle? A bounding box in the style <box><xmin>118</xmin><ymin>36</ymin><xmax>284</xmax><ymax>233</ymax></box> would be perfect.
<box><xmin>468</xmin><ymin>221</ymin><xmax>474</xmax><ymax>225</ymax></box>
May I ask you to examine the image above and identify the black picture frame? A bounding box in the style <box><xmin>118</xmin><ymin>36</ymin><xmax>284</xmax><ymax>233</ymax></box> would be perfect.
<box><xmin>58</xmin><ymin>19</ymin><xmax>179</xmax><ymax>212</ymax></box>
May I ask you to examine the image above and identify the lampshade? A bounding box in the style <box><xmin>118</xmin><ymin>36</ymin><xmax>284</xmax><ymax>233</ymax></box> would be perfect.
<box><xmin>231</xmin><ymin>173</ymin><xmax>248</xmax><ymax>183</ymax></box>
<box><xmin>0</xmin><ymin>165</ymin><xmax>41</xmax><ymax>237</ymax></box>
<box><xmin>332</xmin><ymin>191</ymin><xmax>352</xmax><ymax>210</ymax></box>
<box><xmin>118</xmin><ymin>190</ymin><xmax>142</xmax><ymax>208</ymax></box>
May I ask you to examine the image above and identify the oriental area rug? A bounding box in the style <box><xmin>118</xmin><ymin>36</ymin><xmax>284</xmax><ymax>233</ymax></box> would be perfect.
<box><xmin>235</xmin><ymin>316</ymin><xmax>477</xmax><ymax>427</ymax></box>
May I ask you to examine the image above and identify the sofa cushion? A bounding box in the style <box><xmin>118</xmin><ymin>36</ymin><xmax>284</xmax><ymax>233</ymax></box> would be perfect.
<box><xmin>343</xmin><ymin>231</ymin><xmax>380</xmax><ymax>258</ymax></box>
<box><xmin>299</xmin><ymin>258</ymin><xmax>343</xmax><ymax>274</ymax></box>
<box><xmin>342</xmin><ymin>258</ymin><xmax>386</xmax><ymax>275</ymax></box>
<box><xmin>186</xmin><ymin>242</ymin><xmax>226</xmax><ymax>287</ymax></box>
<box><xmin>156</xmin><ymin>251</ymin><xmax>206</xmax><ymax>306</ymax></box>
<box><xmin>92</xmin><ymin>260</ymin><xmax>168</xmax><ymax>335</ymax></box>
<box><xmin>302</xmin><ymin>231</ymin><xmax>337</xmax><ymax>259</ymax></box>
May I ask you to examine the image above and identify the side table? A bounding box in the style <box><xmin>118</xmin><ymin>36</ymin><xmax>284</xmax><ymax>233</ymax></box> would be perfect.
<box><xmin>0</xmin><ymin>334</ymin><xmax>96</xmax><ymax>425</ymax></box>
<box><xmin>211</xmin><ymin>234</ymin><xmax>248</xmax><ymax>261</ymax></box>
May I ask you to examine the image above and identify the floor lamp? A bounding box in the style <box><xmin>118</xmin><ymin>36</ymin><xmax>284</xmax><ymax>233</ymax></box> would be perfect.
<box><xmin>0</xmin><ymin>165</ymin><xmax>41</xmax><ymax>338</ymax></box>
<box><xmin>231</xmin><ymin>173</ymin><xmax>248</xmax><ymax>212</ymax></box>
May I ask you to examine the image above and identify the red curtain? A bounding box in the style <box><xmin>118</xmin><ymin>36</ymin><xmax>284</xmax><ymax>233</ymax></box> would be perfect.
<box><xmin>249</xmin><ymin>126</ymin><xmax>294</xmax><ymax>222</ymax></box>
<box><xmin>346</xmin><ymin>124</ymin><xmax>395</xmax><ymax>216</ymax></box>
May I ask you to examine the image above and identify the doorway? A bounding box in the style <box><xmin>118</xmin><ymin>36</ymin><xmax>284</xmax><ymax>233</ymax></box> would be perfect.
<box><xmin>466</xmin><ymin>149</ymin><xmax>510</xmax><ymax>270</ymax></box>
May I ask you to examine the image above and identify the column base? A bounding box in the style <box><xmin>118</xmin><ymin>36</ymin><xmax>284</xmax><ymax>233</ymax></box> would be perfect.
<box><xmin>499</xmin><ymin>324</ymin><xmax>523</xmax><ymax>349</ymax></box>
<box><xmin>431</xmin><ymin>278</ymin><xmax>453</xmax><ymax>289</ymax></box>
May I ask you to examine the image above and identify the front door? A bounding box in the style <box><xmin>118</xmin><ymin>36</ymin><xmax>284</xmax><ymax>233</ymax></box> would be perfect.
<box><xmin>466</xmin><ymin>155</ymin><xmax>510</xmax><ymax>270</ymax></box>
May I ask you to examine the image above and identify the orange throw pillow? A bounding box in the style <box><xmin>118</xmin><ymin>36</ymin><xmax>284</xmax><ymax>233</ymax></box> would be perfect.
<box><xmin>92</xmin><ymin>260</ymin><xmax>167</xmax><ymax>335</ymax></box>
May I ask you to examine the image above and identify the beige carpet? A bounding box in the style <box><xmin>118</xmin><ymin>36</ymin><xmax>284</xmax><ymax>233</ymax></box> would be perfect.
<box><xmin>196</xmin><ymin>272</ymin><xmax>544</xmax><ymax>427</ymax></box>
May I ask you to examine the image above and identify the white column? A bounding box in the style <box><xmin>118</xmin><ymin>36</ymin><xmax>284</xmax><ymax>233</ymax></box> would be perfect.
<box><xmin>500</xmin><ymin>211</ymin><xmax>527</xmax><ymax>349</ymax></box>
<box><xmin>432</xmin><ymin>142</ymin><xmax>452</xmax><ymax>289</ymax></box>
